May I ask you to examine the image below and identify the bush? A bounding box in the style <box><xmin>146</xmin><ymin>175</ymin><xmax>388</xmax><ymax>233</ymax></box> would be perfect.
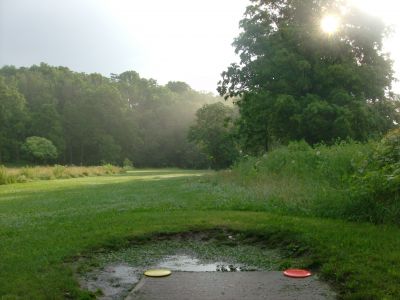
<box><xmin>347</xmin><ymin>129</ymin><xmax>400</xmax><ymax>224</ymax></box>
<box><xmin>237</xmin><ymin>140</ymin><xmax>369</xmax><ymax>186</ymax></box>
<box><xmin>123</xmin><ymin>158</ymin><xmax>134</xmax><ymax>170</ymax></box>
<box><xmin>53</xmin><ymin>165</ymin><xmax>66</xmax><ymax>178</ymax></box>
<box><xmin>21</xmin><ymin>136</ymin><xmax>58</xmax><ymax>163</ymax></box>
<box><xmin>20</xmin><ymin>167</ymin><xmax>36</xmax><ymax>179</ymax></box>
<box><xmin>102</xmin><ymin>164</ymin><xmax>119</xmax><ymax>174</ymax></box>
<box><xmin>0</xmin><ymin>166</ymin><xmax>9</xmax><ymax>185</ymax></box>
<box><xmin>0</xmin><ymin>166</ymin><xmax>16</xmax><ymax>185</ymax></box>
<box><xmin>221</xmin><ymin>133</ymin><xmax>400</xmax><ymax>225</ymax></box>
<box><xmin>218</xmin><ymin>140</ymin><xmax>378</xmax><ymax>222</ymax></box>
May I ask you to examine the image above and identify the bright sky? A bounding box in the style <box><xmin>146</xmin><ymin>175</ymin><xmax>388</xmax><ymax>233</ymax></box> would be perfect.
<box><xmin>0</xmin><ymin>0</ymin><xmax>399</xmax><ymax>93</ymax></box>
<box><xmin>350</xmin><ymin>0</ymin><xmax>400</xmax><ymax>92</ymax></box>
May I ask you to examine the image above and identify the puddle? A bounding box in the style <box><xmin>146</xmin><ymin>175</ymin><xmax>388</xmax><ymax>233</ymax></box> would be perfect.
<box><xmin>157</xmin><ymin>254</ymin><xmax>243</xmax><ymax>272</ymax></box>
<box><xmin>82</xmin><ymin>264</ymin><xmax>139</xmax><ymax>299</ymax></box>
<box><xmin>80</xmin><ymin>254</ymin><xmax>249</xmax><ymax>299</ymax></box>
<box><xmin>76</xmin><ymin>231</ymin><xmax>310</xmax><ymax>299</ymax></box>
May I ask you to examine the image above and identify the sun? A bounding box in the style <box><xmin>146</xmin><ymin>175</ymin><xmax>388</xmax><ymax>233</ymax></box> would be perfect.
<box><xmin>321</xmin><ymin>15</ymin><xmax>340</xmax><ymax>34</ymax></box>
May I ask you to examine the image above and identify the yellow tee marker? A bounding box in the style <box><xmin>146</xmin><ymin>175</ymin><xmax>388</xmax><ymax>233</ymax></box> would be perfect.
<box><xmin>144</xmin><ymin>269</ymin><xmax>172</xmax><ymax>277</ymax></box>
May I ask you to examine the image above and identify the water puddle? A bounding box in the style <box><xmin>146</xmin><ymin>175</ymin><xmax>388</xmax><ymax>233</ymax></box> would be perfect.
<box><xmin>79</xmin><ymin>254</ymin><xmax>249</xmax><ymax>299</ymax></box>
<box><xmin>77</xmin><ymin>231</ymin><xmax>303</xmax><ymax>299</ymax></box>
<box><xmin>82</xmin><ymin>264</ymin><xmax>139</xmax><ymax>299</ymax></box>
<box><xmin>157</xmin><ymin>254</ymin><xmax>243</xmax><ymax>272</ymax></box>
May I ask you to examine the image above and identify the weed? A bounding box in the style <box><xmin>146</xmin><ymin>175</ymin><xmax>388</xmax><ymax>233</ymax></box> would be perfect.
<box><xmin>0</xmin><ymin>165</ymin><xmax>124</xmax><ymax>185</ymax></box>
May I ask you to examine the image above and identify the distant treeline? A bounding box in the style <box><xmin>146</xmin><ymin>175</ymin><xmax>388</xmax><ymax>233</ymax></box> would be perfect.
<box><xmin>0</xmin><ymin>63</ymin><xmax>220</xmax><ymax>167</ymax></box>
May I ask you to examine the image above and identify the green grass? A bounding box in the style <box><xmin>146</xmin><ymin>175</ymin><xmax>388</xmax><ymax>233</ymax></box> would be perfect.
<box><xmin>1</xmin><ymin>169</ymin><xmax>400</xmax><ymax>299</ymax></box>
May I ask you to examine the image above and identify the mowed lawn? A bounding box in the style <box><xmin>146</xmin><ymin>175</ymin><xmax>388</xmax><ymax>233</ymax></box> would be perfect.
<box><xmin>1</xmin><ymin>169</ymin><xmax>400</xmax><ymax>299</ymax></box>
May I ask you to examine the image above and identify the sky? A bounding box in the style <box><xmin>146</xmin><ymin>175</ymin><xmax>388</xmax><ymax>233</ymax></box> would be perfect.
<box><xmin>0</xmin><ymin>0</ymin><xmax>399</xmax><ymax>93</ymax></box>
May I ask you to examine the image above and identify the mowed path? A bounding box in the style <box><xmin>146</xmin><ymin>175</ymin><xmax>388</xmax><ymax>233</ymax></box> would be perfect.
<box><xmin>1</xmin><ymin>169</ymin><xmax>400</xmax><ymax>299</ymax></box>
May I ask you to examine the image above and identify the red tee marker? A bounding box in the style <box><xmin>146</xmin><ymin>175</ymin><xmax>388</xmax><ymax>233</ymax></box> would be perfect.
<box><xmin>283</xmin><ymin>269</ymin><xmax>312</xmax><ymax>278</ymax></box>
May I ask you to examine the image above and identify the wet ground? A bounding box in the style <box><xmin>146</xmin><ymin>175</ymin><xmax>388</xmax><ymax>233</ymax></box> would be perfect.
<box><xmin>79</xmin><ymin>254</ymin><xmax>246</xmax><ymax>299</ymax></box>
<box><xmin>77</xmin><ymin>231</ymin><xmax>336</xmax><ymax>299</ymax></box>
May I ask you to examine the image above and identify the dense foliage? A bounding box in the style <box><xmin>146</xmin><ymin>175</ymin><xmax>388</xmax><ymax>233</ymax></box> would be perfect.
<box><xmin>216</xmin><ymin>130</ymin><xmax>400</xmax><ymax>225</ymax></box>
<box><xmin>0</xmin><ymin>77</ymin><xmax>27</xmax><ymax>162</ymax></box>
<box><xmin>21</xmin><ymin>136</ymin><xmax>58</xmax><ymax>163</ymax></box>
<box><xmin>189</xmin><ymin>103</ymin><xmax>239</xmax><ymax>169</ymax></box>
<box><xmin>348</xmin><ymin>128</ymin><xmax>400</xmax><ymax>223</ymax></box>
<box><xmin>218</xmin><ymin>0</ymin><xmax>400</xmax><ymax>153</ymax></box>
<box><xmin>0</xmin><ymin>64</ymin><xmax>219</xmax><ymax>167</ymax></box>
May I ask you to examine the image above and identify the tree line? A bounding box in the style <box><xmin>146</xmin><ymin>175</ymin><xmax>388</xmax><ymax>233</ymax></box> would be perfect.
<box><xmin>0</xmin><ymin>63</ymin><xmax>220</xmax><ymax>168</ymax></box>
<box><xmin>2</xmin><ymin>0</ymin><xmax>400</xmax><ymax>171</ymax></box>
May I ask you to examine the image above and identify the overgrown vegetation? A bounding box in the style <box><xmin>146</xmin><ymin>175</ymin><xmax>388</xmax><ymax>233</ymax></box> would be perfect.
<box><xmin>348</xmin><ymin>128</ymin><xmax>400</xmax><ymax>224</ymax></box>
<box><xmin>217</xmin><ymin>128</ymin><xmax>400</xmax><ymax>225</ymax></box>
<box><xmin>0</xmin><ymin>164</ymin><xmax>123</xmax><ymax>185</ymax></box>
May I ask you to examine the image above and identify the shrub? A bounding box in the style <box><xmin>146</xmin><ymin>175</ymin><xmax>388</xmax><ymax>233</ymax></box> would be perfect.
<box><xmin>123</xmin><ymin>158</ymin><xmax>134</xmax><ymax>170</ymax></box>
<box><xmin>21</xmin><ymin>136</ymin><xmax>58</xmax><ymax>163</ymax></box>
<box><xmin>0</xmin><ymin>166</ymin><xmax>16</xmax><ymax>185</ymax></box>
<box><xmin>53</xmin><ymin>165</ymin><xmax>66</xmax><ymax>178</ymax></box>
<box><xmin>347</xmin><ymin>129</ymin><xmax>400</xmax><ymax>224</ymax></box>
<box><xmin>102</xmin><ymin>164</ymin><xmax>117</xmax><ymax>174</ymax></box>
<box><xmin>0</xmin><ymin>166</ymin><xmax>9</xmax><ymax>185</ymax></box>
<box><xmin>20</xmin><ymin>167</ymin><xmax>36</xmax><ymax>179</ymax></box>
<box><xmin>15</xmin><ymin>174</ymin><xmax>30</xmax><ymax>183</ymax></box>
<box><xmin>219</xmin><ymin>140</ymin><xmax>379</xmax><ymax>222</ymax></box>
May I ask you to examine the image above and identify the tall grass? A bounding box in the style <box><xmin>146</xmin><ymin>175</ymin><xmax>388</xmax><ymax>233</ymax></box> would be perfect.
<box><xmin>0</xmin><ymin>164</ymin><xmax>124</xmax><ymax>185</ymax></box>
<box><xmin>216</xmin><ymin>140</ymin><xmax>396</xmax><ymax>223</ymax></box>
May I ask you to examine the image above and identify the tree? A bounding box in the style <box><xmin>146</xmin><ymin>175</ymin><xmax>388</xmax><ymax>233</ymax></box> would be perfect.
<box><xmin>166</xmin><ymin>81</ymin><xmax>191</xmax><ymax>94</ymax></box>
<box><xmin>218</xmin><ymin>0</ymin><xmax>400</xmax><ymax>154</ymax></box>
<box><xmin>97</xmin><ymin>135</ymin><xmax>121</xmax><ymax>165</ymax></box>
<box><xmin>15</xmin><ymin>64</ymin><xmax>64</xmax><ymax>153</ymax></box>
<box><xmin>189</xmin><ymin>103</ymin><xmax>239</xmax><ymax>169</ymax></box>
<box><xmin>0</xmin><ymin>77</ymin><xmax>27</xmax><ymax>162</ymax></box>
<box><xmin>21</xmin><ymin>136</ymin><xmax>58</xmax><ymax>163</ymax></box>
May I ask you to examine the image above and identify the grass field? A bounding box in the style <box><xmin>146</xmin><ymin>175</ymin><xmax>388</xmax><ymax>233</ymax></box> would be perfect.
<box><xmin>1</xmin><ymin>169</ymin><xmax>400</xmax><ymax>299</ymax></box>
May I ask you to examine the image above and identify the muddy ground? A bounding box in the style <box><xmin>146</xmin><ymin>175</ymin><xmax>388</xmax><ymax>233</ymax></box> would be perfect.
<box><xmin>75</xmin><ymin>231</ymin><xmax>336</xmax><ymax>299</ymax></box>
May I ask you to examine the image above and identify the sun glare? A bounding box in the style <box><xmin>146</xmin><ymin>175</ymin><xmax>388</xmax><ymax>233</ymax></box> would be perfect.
<box><xmin>321</xmin><ymin>15</ymin><xmax>340</xmax><ymax>34</ymax></box>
